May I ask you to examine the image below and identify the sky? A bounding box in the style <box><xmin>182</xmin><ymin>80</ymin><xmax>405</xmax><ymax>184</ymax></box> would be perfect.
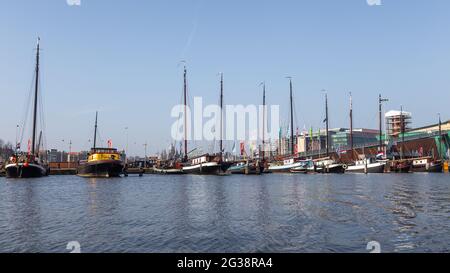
<box><xmin>1</xmin><ymin>0</ymin><xmax>450</xmax><ymax>156</ymax></box>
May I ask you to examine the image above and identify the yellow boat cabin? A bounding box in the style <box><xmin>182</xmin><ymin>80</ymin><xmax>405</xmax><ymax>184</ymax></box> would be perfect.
<box><xmin>88</xmin><ymin>148</ymin><xmax>121</xmax><ymax>162</ymax></box>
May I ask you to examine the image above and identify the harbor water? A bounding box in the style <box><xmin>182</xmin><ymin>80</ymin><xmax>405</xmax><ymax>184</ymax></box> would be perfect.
<box><xmin>0</xmin><ymin>174</ymin><xmax>449</xmax><ymax>253</ymax></box>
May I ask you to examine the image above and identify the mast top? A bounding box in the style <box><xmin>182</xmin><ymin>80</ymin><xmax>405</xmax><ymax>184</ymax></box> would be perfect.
<box><xmin>350</xmin><ymin>92</ymin><xmax>352</xmax><ymax>107</ymax></box>
<box><xmin>379</xmin><ymin>93</ymin><xmax>389</xmax><ymax>103</ymax></box>
<box><xmin>259</xmin><ymin>82</ymin><xmax>266</xmax><ymax>93</ymax></box>
<box><xmin>286</xmin><ymin>76</ymin><xmax>292</xmax><ymax>87</ymax></box>
<box><xmin>36</xmin><ymin>37</ymin><xmax>41</xmax><ymax>53</ymax></box>
<box><xmin>179</xmin><ymin>60</ymin><xmax>187</xmax><ymax>71</ymax></box>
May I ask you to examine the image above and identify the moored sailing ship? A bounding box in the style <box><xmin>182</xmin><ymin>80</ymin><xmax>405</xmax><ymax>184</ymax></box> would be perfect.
<box><xmin>290</xmin><ymin>160</ymin><xmax>314</xmax><ymax>173</ymax></box>
<box><xmin>314</xmin><ymin>158</ymin><xmax>346</xmax><ymax>174</ymax></box>
<box><xmin>389</xmin><ymin>160</ymin><xmax>412</xmax><ymax>173</ymax></box>
<box><xmin>182</xmin><ymin>154</ymin><xmax>222</xmax><ymax>175</ymax></box>
<box><xmin>411</xmin><ymin>157</ymin><xmax>443</xmax><ymax>173</ymax></box>
<box><xmin>77</xmin><ymin>112</ymin><xmax>124</xmax><ymax>178</ymax></box>
<box><xmin>344</xmin><ymin>94</ymin><xmax>386</xmax><ymax>174</ymax></box>
<box><xmin>228</xmin><ymin>160</ymin><xmax>264</xmax><ymax>175</ymax></box>
<box><xmin>153</xmin><ymin>158</ymin><xmax>184</xmax><ymax>174</ymax></box>
<box><xmin>345</xmin><ymin>158</ymin><xmax>386</xmax><ymax>173</ymax></box>
<box><xmin>267</xmin><ymin>78</ymin><xmax>300</xmax><ymax>173</ymax></box>
<box><xmin>268</xmin><ymin>157</ymin><xmax>304</xmax><ymax>173</ymax></box>
<box><xmin>5</xmin><ymin>38</ymin><xmax>49</xmax><ymax>178</ymax></box>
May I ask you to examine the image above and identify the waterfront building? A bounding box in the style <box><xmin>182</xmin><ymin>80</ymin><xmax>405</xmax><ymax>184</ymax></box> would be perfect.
<box><xmin>385</xmin><ymin>110</ymin><xmax>412</xmax><ymax>138</ymax></box>
<box><xmin>408</xmin><ymin>120</ymin><xmax>450</xmax><ymax>135</ymax></box>
<box><xmin>271</xmin><ymin>127</ymin><xmax>379</xmax><ymax>159</ymax></box>
<box><xmin>392</xmin><ymin>120</ymin><xmax>450</xmax><ymax>159</ymax></box>
<box><xmin>332</xmin><ymin>128</ymin><xmax>379</xmax><ymax>149</ymax></box>
<box><xmin>48</xmin><ymin>149</ymin><xmax>65</xmax><ymax>163</ymax></box>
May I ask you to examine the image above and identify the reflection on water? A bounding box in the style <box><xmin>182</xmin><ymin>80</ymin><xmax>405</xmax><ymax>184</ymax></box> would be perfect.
<box><xmin>1</xmin><ymin>174</ymin><xmax>449</xmax><ymax>253</ymax></box>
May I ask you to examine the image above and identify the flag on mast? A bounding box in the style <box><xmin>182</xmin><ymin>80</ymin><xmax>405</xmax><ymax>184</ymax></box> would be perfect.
<box><xmin>240</xmin><ymin>141</ymin><xmax>245</xmax><ymax>156</ymax></box>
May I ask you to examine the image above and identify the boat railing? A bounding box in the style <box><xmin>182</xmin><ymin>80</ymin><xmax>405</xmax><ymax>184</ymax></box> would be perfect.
<box><xmin>90</xmin><ymin>148</ymin><xmax>119</xmax><ymax>154</ymax></box>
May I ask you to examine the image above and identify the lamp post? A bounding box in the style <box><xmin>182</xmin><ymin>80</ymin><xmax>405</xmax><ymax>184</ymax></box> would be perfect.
<box><xmin>61</xmin><ymin>140</ymin><xmax>65</xmax><ymax>162</ymax></box>
<box><xmin>378</xmin><ymin>94</ymin><xmax>389</xmax><ymax>154</ymax></box>
<box><xmin>68</xmin><ymin>140</ymin><xmax>72</xmax><ymax>168</ymax></box>
<box><xmin>143</xmin><ymin>142</ymin><xmax>148</xmax><ymax>168</ymax></box>
<box><xmin>124</xmin><ymin>127</ymin><xmax>129</xmax><ymax>163</ymax></box>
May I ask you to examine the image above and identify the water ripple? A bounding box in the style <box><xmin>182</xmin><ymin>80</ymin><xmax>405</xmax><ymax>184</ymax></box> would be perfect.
<box><xmin>1</xmin><ymin>174</ymin><xmax>450</xmax><ymax>253</ymax></box>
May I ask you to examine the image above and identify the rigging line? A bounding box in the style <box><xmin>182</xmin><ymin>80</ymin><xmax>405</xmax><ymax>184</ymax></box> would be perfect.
<box><xmin>177</xmin><ymin>67</ymin><xmax>189</xmax><ymax>150</ymax></box>
<box><xmin>294</xmin><ymin>93</ymin><xmax>305</xmax><ymax>132</ymax></box>
<box><xmin>186</xmin><ymin>74</ymin><xmax>196</xmax><ymax>148</ymax></box>
<box><xmin>38</xmin><ymin>71</ymin><xmax>47</xmax><ymax>150</ymax></box>
<box><xmin>39</xmin><ymin>53</ymin><xmax>47</xmax><ymax>155</ymax></box>
<box><xmin>173</xmin><ymin>78</ymin><xmax>184</xmax><ymax>143</ymax></box>
<box><xmin>95</xmin><ymin>117</ymin><xmax>103</xmax><ymax>148</ymax></box>
<box><xmin>20</xmin><ymin>68</ymin><xmax>36</xmax><ymax>146</ymax></box>
<box><xmin>83</xmin><ymin>138</ymin><xmax>91</xmax><ymax>150</ymax></box>
<box><xmin>292</xmin><ymin>97</ymin><xmax>300</xmax><ymax>131</ymax></box>
<box><xmin>19</xmin><ymin>49</ymin><xmax>36</xmax><ymax>135</ymax></box>
<box><xmin>317</xmin><ymin>96</ymin><xmax>326</xmax><ymax>130</ymax></box>
<box><xmin>97</xmin><ymin>129</ymin><xmax>104</xmax><ymax>148</ymax></box>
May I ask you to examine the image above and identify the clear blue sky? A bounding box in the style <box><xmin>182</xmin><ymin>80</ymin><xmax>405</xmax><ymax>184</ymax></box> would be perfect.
<box><xmin>1</xmin><ymin>0</ymin><xmax>449</xmax><ymax>156</ymax></box>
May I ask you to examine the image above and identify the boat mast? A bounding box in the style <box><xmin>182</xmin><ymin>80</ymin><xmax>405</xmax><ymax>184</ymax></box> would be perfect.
<box><xmin>183</xmin><ymin>65</ymin><xmax>188</xmax><ymax>162</ymax></box>
<box><xmin>289</xmin><ymin>78</ymin><xmax>294</xmax><ymax>156</ymax></box>
<box><xmin>31</xmin><ymin>37</ymin><xmax>40</xmax><ymax>156</ymax></box>
<box><xmin>349</xmin><ymin>92</ymin><xmax>353</xmax><ymax>152</ymax></box>
<box><xmin>93</xmin><ymin>111</ymin><xmax>98</xmax><ymax>149</ymax></box>
<box><xmin>220</xmin><ymin>73</ymin><xmax>223</xmax><ymax>161</ymax></box>
<box><xmin>262</xmin><ymin>82</ymin><xmax>266</xmax><ymax>160</ymax></box>
<box><xmin>325</xmin><ymin>91</ymin><xmax>329</xmax><ymax>157</ymax></box>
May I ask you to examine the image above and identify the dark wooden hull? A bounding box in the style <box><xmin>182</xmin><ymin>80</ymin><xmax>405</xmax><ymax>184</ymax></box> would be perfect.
<box><xmin>391</xmin><ymin>162</ymin><xmax>412</xmax><ymax>173</ymax></box>
<box><xmin>412</xmin><ymin>162</ymin><xmax>443</xmax><ymax>173</ymax></box>
<box><xmin>315</xmin><ymin>165</ymin><xmax>346</xmax><ymax>174</ymax></box>
<box><xmin>77</xmin><ymin>160</ymin><xmax>124</xmax><ymax>178</ymax></box>
<box><xmin>5</xmin><ymin>163</ymin><xmax>48</xmax><ymax>178</ymax></box>
<box><xmin>228</xmin><ymin>163</ymin><xmax>263</xmax><ymax>175</ymax></box>
<box><xmin>220</xmin><ymin>161</ymin><xmax>234</xmax><ymax>172</ymax></box>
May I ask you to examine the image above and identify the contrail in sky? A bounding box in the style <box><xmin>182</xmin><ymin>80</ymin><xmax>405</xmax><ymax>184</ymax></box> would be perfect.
<box><xmin>180</xmin><ymin>0</ymin><xmax>204</xmax><ymax>59</ymax></box>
